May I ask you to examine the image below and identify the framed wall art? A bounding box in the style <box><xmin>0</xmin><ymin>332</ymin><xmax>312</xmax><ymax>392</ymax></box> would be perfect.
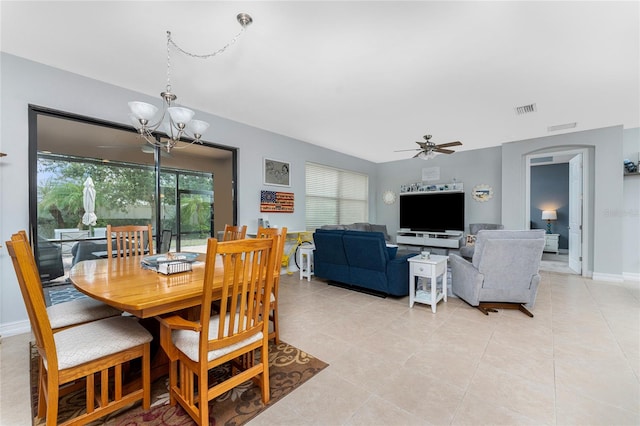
<box><xmin>263</xmin><ymin>158</ymin><xmax>290</xmax><ymax>187</ymax></box>
<box><xmin>472</xmin><ymin>184</ymin><xmax>494</xmax><ymax>202</ymax></box>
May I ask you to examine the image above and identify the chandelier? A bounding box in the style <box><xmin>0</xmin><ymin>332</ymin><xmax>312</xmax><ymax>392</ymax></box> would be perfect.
<box><xmin>129</xmin><ymin>13</ymin><xmax>253</xmax><ymax>152</ymax></box>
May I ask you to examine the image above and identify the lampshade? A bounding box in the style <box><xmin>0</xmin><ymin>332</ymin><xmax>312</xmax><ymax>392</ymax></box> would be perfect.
<box><xmin>541</xmin><ymin>210</ymin><xmax>557</xmax><ymax>221</ymax></box>
<box><xmin>128</xmin><ymin>102</ymin><xmax>158</xmax><ymax>121</ymax></box>
<box><xmin>167</xmin><ymin>107</ymin><xmax>195</xmax><ymax>125</ymax></box>
<box><xmin>188</xmin><ymin>119</ymin><xmax>210</xmax><ymax>136</ymax></box>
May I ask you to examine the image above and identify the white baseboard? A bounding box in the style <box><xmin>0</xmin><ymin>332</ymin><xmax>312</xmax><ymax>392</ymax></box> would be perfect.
<box><xmin>623</xmin><ymin>272</ymin><xmax>640</xmax><ymax>282</ymax></box>
<box><xmin>592</xmin><ymin>272</ymin><xmax>625</xmax><ymax>283</ymax></box>
<box><xmin>0</xmin><ymin>319</ymin><xmax>31</xmax><ymax>338</ymax></box>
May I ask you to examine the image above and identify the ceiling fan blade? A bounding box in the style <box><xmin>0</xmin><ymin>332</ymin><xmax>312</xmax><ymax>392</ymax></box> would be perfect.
<box><xmin>434</xmin><ymin>148</ymin><xmax>455</xmax><ymax>154</ymax></box>
<box><xmin>394</xmin><ymin>148</ymin><xmax>422</xmax><ymax>152</ymax></box>
<box><xmin>412</xmin><ymin>152</ymin><xmax>424</xmax><ymax>158</ymax></box>
<box><xmin>435</xmin><ymin>141</ymin><xmax>462</xmax><ymax>148</ymax></box>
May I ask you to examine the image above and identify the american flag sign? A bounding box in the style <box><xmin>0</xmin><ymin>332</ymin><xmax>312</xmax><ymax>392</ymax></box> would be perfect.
<box><xmin>260</xmin><ymin>190</ymin><xmax>294</xmax><ymax>213</ymax></box>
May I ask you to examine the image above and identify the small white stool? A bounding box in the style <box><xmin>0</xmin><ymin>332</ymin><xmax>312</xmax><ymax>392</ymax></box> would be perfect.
<box><xmin>298</xmin><ymin>244</ymin><xmax>315</xmax><ymax>281</ymax></box>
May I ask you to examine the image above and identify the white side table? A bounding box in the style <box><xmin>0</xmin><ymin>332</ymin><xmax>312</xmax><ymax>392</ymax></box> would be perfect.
<box><xmin>544</xmin><ymin>234</ymin><xmax>559</xmax><ymax>254</ymax></box>
<box><xmin>298</xmin><ymin>244</ymin><xmax>315</xmax><ymax>281</ymax></box>
<box><xmin>408</xmin><ymin>254</ymin><xmax>448</xmax><ymax>313</ymax></box>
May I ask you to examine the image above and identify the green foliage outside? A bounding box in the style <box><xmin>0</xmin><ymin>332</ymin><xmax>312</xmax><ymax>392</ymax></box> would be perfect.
<box><xmin>37</xmin><ymin>156</ymin><xmax>213</xmax><ymax>239</ymax></box>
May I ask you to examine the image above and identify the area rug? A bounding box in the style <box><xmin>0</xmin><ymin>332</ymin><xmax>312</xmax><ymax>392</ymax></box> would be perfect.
<box><xmin>31</xmin><ymin>341</ymin><xmax>328</xmax><ymax>425</ymax></box>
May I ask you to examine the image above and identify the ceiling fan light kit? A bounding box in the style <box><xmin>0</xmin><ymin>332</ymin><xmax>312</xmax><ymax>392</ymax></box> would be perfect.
<box><xmin>129</xmin><ymin>13</ymin><xmax>252</xmax><ymax>152</ymax></box>
<box><xmin>395</xmin><ymin>134</ymin><xmax>462</xmax><ymax>160</ymax></box>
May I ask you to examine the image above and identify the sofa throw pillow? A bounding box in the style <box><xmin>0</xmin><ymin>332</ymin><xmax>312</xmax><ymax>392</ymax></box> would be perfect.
<box><xmin>466</xmin><ymin>235</ymin><xmax>477</xmax><ymax>246</ymax></box>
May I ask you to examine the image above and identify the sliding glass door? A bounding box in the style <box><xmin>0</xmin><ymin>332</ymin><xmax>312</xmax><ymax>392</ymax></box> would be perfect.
<box><xmin>29</xmin><ymin>106</ymin><xmax>237</xmax><ymax>283</ymax></box>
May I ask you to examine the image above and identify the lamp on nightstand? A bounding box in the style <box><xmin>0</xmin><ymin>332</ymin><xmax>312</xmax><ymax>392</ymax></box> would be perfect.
<box><xmin>541</xmin><ymin>210</ymin><xmax>557</xmax><ymax>234</ymax></box>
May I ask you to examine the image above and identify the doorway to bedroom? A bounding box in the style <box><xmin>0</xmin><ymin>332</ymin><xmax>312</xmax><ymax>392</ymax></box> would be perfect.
<box><xmin>526</xmin><ymin>148</ymin><xmax>590</xmax><ymax>276</ymax></box>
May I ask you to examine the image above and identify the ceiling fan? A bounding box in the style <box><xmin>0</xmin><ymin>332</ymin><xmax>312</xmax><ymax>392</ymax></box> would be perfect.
<box><xmin>395</xmin><ymin>135</ymin><xmax>462</xmax><ymax>159</ymax></box>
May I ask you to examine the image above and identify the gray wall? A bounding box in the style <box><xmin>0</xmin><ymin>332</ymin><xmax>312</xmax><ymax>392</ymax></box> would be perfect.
<box><xmin>530</xmin><ymin>163</ymin><xmax>569</xmax><ymax>249</ymax></box>
<box><xmin>622</xmin><ymin>128</ymin><xmax>640</xmax><ymax>276</ymax></box>
<box><xmin>376</xmin><ymin>146</ymin><xmax>503</xmax><ymax>239</ymax></box>
<box><xmin>1</xmin><ymin>52</ymin><xmax>638</xmax><ymax>334</ymax></box>
<box><xmin>502</xmin><ymin>126</ymin><xmax>624</xmax><ymax>279</ymax></box>
<box><xmin>0</xmin><ymin>53</ymin><xmax>377</xmax><ymax>332</ymax></box>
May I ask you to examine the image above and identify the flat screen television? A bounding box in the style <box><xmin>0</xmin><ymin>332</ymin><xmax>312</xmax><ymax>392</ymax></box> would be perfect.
<box><xmin>399</xmin><ymin>192</ymin><xmax>465</xmax><ymax>232</ymax></box>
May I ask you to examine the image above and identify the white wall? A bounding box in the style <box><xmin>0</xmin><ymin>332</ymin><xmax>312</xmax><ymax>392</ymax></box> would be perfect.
<box><xmin>0</xmin><ymin>53</ymin><xmax>377</xmax><ymax>334</ymax></box>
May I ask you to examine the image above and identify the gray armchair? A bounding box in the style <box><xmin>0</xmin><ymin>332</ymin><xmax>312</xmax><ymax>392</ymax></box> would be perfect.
<box><xmin>459</xmin><ymin>223</ymin><xmax>504</xmax><ymax>259</ymax></box>
<box><xmin>450</xmin><ymin>229</ymin><xmax>545</xmax><ymax>317</ymax></box>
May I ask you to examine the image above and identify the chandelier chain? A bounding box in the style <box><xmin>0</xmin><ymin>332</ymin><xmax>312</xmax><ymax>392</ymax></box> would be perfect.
<box><xmin>167</xmin><ymin>27</ymin><xmax>247</xmax><ymax>60</ymax></box>
<box><xmin>166</xmin><ymin>31</ymin><xmax>172</xmax><ymax>93</ymax></box>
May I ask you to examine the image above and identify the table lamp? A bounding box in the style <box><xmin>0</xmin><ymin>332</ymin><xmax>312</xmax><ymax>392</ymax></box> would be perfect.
<box><xmin>541</xmin><ymin>210</ymin><xmax>557</xmax><ymax>234</ymax></box>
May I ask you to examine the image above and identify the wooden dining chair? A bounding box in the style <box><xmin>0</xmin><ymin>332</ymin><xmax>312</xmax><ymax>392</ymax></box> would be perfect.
<box><xmin>15</xmin><ymin>231</ymin><xmax>122</xmax><ymax>332</ymax></box>
<box><xmin>222</xmin><ymin>224</ymin><xmax>247</xmax><ymax>241</ymax></box>
<box><xmin>6</xmin><ymin>232</ymin><xmax>152</xmax><ymax>426</ymax></box>
<box><xmin>107</xmin><ymin>224</ymin><xmax>153</xmax><ymax>258</ymax></box>
<box><xmin>256</xmin><ymin>226</ymin><xmax>287</xmax><ymax>343</ymax></box>
<box><xmin>156</xmin><ymin>237</ymin><xmax>277</xmax><ymax>425</ymax></box>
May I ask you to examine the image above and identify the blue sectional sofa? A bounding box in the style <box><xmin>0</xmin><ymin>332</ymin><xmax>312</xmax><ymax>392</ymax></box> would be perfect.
<box><xmin>313</xmin><ymin>229</ymin><xmax>413</xmax><ymax>296</ymax></box>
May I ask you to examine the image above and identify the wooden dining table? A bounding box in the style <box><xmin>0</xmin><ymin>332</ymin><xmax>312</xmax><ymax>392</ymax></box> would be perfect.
<box><xmin>69</xmin><ymin>253</ymin><xmax>220</xmax><ymax>318</ymax></box>
<box><xmin>69</xmin><ymin>253</ymin><xmax>229</xmax><ymax>386</ymax></box>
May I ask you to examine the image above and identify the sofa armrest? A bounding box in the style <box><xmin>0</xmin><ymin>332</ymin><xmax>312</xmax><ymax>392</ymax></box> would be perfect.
<box><xmin>385</xmin><ymin>254</ymin><xmax>413</xmax><ymax>296</ymax></box>
<box><xmin>450</xmin><ymin>254</ymin><xmax>484</xmax><ymax>306</ymax></box>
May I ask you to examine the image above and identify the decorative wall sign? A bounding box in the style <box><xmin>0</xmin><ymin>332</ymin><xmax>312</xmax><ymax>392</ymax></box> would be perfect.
<box><xmin>260</xmin><ymin>190</ymin><xmax>294</xmax><ymax>213</ymax></box>
<box><xmin>422</xmin><ymin>166</ymin><xmax>440</xmax><ymax>181</ymax></box>
<box><xmin>472</xmin><ymin>184</ymin><xmax>494</xmax><ymax>202</ymax></box>
<box><xmin>382</xmin><ymin>190</ymin><xmax>397</xmax><ymax>205</ymax></box>
<box><xmin>263</xmin><ymin>158</ymin><xmax>290</xmax><ymax>187</ymax></box>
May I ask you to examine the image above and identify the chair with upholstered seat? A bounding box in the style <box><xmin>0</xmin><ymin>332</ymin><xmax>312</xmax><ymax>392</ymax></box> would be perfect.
<box><xmin>256</xmin><ymin>226</ymin><xmax>287</xmax><ymax>343</ymax></box>
<box><xmin>222</xmin><ymin>224</ymin><xmax>247</xmax><ymax>241</ymax></box>
<box><xmin>450</xmin><ymin>229</ymin><xmax>545</xmax><ymax>317</ymax></box>
<box><xmin>16</xmin><ymin>231</ymin><xmax>122</xmax><ymax>332</ymax></box>
<box><xmin>7</xmin><ymin>232</ymin><xmax>152</xmax><ymax>426</ymax></box>
<box><xmin>156</xmin><ymin>237</ymin><xmax>276</xmax><ymax>425</ymax></box>
<box><xmin>106</xmin><ymin>224</ymin><xmax>153</xmax><ymax>258</ymax></box>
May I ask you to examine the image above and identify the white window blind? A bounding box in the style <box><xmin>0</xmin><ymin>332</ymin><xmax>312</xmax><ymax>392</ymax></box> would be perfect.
<box><xmin>305</xmin><ymin>162</ymin><xmax>368</xmax><ymax>230</ymax></box>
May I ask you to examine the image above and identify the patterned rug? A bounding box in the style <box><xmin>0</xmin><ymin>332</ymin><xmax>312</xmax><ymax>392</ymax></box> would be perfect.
<box><xmin>31</xmin><ymin>340</ymin><xmax>328</xmax><ymax>425</ymax></box>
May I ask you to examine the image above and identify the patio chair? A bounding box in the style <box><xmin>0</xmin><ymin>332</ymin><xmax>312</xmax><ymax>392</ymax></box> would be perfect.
<box><xmin>160</xmin><ymin>229</ymin><xmax>173</xmax><ymax>253</ymax></box>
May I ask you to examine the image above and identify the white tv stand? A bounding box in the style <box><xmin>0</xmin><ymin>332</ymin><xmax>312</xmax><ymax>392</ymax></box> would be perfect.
<box><xmin>397</xmin><ymin>230</ymin><xmax>463</xmax><ymax>249</ymax></box>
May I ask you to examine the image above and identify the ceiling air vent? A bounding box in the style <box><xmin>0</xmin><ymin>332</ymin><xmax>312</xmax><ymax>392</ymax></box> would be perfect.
<box><xmin>547</xmin><ymin>122</ymin><xmax>577</xmax><ymax>132</ymax></box>
<box><xmin>515</xmin><ymin>103</ymin><xmax>537</xmax><ymax>115</ymax></box>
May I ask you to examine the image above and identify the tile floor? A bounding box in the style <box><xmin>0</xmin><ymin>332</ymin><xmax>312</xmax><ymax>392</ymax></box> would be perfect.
<box><xmin>1</xmin><ymin>271</ymin><xmax>639</xmax><ymax>425</ymax></box>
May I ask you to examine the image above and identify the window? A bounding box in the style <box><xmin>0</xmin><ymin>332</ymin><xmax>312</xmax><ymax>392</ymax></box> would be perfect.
<box><xmin>305</xmin><ymin>162</ymin><xmax>368</xmax><ymax>230</ymax></box>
